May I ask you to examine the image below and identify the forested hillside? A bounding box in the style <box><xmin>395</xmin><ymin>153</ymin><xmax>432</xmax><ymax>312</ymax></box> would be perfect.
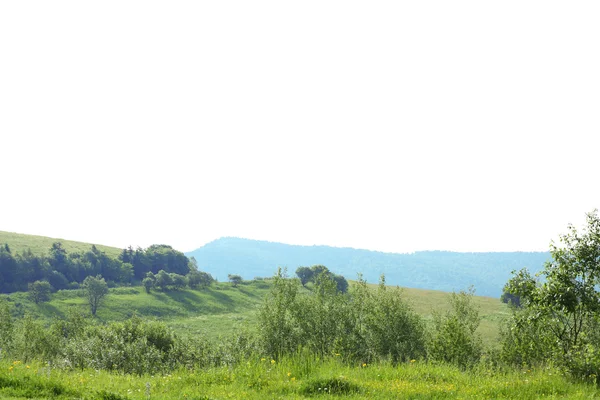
<box><xmin>187</xmin><ymin>237</ymin><xmax>550</xmax><ymax>297</ymax></box>
<box><xmin>0</xmin><ymin>235</ymin><xmax>192</xmax><ymax>293</ymax></box>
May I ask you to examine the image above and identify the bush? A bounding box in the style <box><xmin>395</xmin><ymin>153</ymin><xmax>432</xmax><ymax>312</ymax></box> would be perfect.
<box><xmin>428</xmin><ymin>288</ymin><xmax>482</xmax><ymax>369</ymax></box>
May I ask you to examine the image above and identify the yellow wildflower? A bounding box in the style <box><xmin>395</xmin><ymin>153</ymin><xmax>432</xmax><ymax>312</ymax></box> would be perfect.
<box><xmin>287</xmin><ymin>372</ymin><xmax>292</xmax><ymax>377</ymax></box>
<box><xmin>271</xmin><ymin>360</ymin><xmax>276</xmax><ymax>364</ymax></box>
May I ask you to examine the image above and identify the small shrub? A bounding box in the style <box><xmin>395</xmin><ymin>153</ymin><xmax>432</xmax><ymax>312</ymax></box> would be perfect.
<box><xmin>299</xmin><ymin>376</ymin><xmax>362</xmax><ymax>395</ymax></box>
<box><xmin>96</xmin><ymin>390</ymin><xmax>130</xmax><ymax>400</ymax></box>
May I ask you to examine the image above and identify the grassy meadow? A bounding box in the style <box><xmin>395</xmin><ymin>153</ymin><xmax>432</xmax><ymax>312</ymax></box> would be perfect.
<box><xmin>2</xmin><ymin>279</ymin><xmax>508</xmax><ymax>345</ymax></box>
<box><xmin>2</xmin><ymin>356</ymin><xmax>598</xmax><ymax>399</ymax></box>
<box><xmin>2</xmin><ymin>279</ymin><xmax>600</xmax><ymax>398</ymax></box>
<box><xmin>0</xmin><ymin>231</ymin><xmax>121</xmax><ymax>258</ymax></box>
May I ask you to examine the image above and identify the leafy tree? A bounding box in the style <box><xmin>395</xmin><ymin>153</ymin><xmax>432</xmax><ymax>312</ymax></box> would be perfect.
<box><xmin>142</xmin><ymin>277</ymin><xmax>155</xmax><ymax>294</ymax></box>
<box><xmin>47</xmin><ymin>270</ymin><xmax>69</xmax><ymax>291</ymax></box>
<box><xmin>228</xmin><ymin>274</ymin><xmax>243</xmax><ymax>287</ymax></box>
<box><xmin>49</xmin><ymin>242</ymin><xmax>71</xmax><ymax>280</ymax></box>
<box><xmin>310</xmin><ymin>265</ymin><xmax>329</xmax><ymax>278</ymax></box>
<box><xmin>187</xmin><ymin>270</ymin><xmax>214</xmax><ymax>289</ymax></box>
<box><xmin>28</xmin><ymin>280</ymin><xmax>53</xmax><ymax>304</ymax></box>
<box><xmin>0</xmin><ymin>244</ymin><xmax>18</xmax><ymax>292</ymax></box>
<box><xmin>16</xmin><ymin>249</ymin><xmax>50</xmax><ymax>285</ymax></box>
<box><xmin>119</xmin><ymin>262</ymin><xmax>134</xmax><ymax>284</ymax></box>
<box><xmin>170</xmin><ymin>273</ymin><xmax>187</xmax><ymax>290</ymax></box>
<box><xmin>155</xmin><ymin>270</ymin><xmax>173</xmax><ymax>291</ymax></box>
<box><xmin>503</xmin><ymin>210</ymin><xmax>600</xmax><ymax>359</ymax></box>
<box><xmin>295</xmin><ymin>266</ymin><xmax>313</xmax><ymax>286</ymax></box>
<box><xmin>332</xmin><ymin>274</ymin><xmax>349</xmax><ymax>294</ymax></box>
<box><xmin>82</xmin><ymin>275</ymin><xmax>108</xmax><ymax>316</ymax></box>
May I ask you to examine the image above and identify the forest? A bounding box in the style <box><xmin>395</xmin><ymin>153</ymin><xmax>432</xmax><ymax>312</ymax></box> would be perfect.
<box><xmin>0</xmin><ymin>242</ymin><xmax>191</xmax><ymax>293</ymax></box>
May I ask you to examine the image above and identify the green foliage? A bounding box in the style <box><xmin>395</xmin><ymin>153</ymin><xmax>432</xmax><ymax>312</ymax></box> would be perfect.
<box><xmin>0</xmin><ymin>298</ymin><xmax>13</xmax><ymax>351</ymax></box>
<box><xmin>142</xmin><ymin>277</ymin><xmax>154</xmax><ymax>294</ymax></box>
<box><xmin>27</xmin><ymin>280</ymin><xmax>52</xmax><ymax>304</ymax></box>
<box><xmin>429</xmin><ymin>288</ymin><xmax>483</xmax><ymax>369</ymax></box>
<box><xmin>299</xmin><ymin>376</ymin><xmax>362</xmax><ymax>395</ymax></box>
<box><xmin>155</xmin><ymin>270</ymin><xmax>173</xmax><ymax>291</ymax></box>
<box><xmin>501</xmin><ymin>210</ymin><xmax>600</xmax><ymax>373</ymax></box>
<box><xmin>295</xmin><ymin>266</ymin><xmax>313</xmax><ymax>286</ymax></box>
<box><xmin>228</xmin><ymin>274</ymin><xmax>243</xmax><ymax>287</ymax></box>
<box><xmin>187</xmin><ymin>269</ymin><xmax>214</xmax><ymax>289</ymax></box>
<box><xmin>257</xmin><ymin>268</ymin><xmax>300</xmax><ymax>358</ymax></box>
<box><xmin>258</xmin><ymin>271</ymin><xmax>427</xmax><ymax>364</ymax></box>
<box><xmin>82</xmin><ymin>275</ymin><xmax>109</xmax><ymax>316</ymax></box>
<box><xmin>170</xmin><ymin>273</ymin><xmax>187</xmax><ymax>290</ymax></box>
<box><xmin>362</xmin><ymin>276</ymin><xmax>427</xmax><ymax>364</ymax></box>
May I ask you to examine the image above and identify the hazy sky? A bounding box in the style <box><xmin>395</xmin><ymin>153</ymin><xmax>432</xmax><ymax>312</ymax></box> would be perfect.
<box><xmin>1</xmin><ymin>1</ymin><xmax>598</xmax><ymax>254</ymax></box>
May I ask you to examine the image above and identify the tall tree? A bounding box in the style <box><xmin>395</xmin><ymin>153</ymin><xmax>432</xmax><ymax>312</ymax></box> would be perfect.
<box><xmin>295</xmin><ymin>266</ymin><xmax>313</xmax><ymax>286</ymax></box>
<box><xmin>82</xmin><ymin>275</ymin><xmax>109</xmax><ymax>316</ymax></box>
<box><xmin>28</xmin><ymin>280</ymin><xmax>53</xmax><ymax>304</ymax></box>
<box><xmin>503</xmin><ymin>210</ymin><xmax>600</xmax><ymax>365</ymax></box>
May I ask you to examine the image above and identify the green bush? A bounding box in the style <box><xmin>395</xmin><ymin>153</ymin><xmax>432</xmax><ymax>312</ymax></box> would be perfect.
<box><xmin>428</xmin><ymin>288</ymin><xmax>482</xmax><ymax>369</ymax></box>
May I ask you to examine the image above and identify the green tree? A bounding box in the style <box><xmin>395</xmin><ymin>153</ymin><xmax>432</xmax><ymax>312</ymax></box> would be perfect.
<box><xmin>28</xmin><ymin>280</ymin><xmax>53</xmax><ymax>304</ymax></box>
<box><xmin>82</xmin><ymin>275</ymin><xmax>109</xmax><ymax>316</ymax></box>
<box><xmin>295</xmin><ymin>266</ymin><xmax>313</xmax><ymax>286</ymax></box>
<box><xmin>142</xmin><ymin>277</ymin><xmax>155</xmax><ymax>294</ymax></box>
<box><xmin>187</xmin><ymin>270</ymin><xmax>213</xmax><ymax>289</ymax></box>
<box><xmin>155</xmin><ymin>270</ymin><xmax>173</xmax><ymax>291</ymax></box>
<box><xmin>507</xmin><ymin>210</ymin><xmax>600</xmax><ymax>360</ymax></box>
<box><xmin>228</xmin><ymin>274</ymin><xmax>243</xmax><ymax>287</ymax></box>
<box><xmin>332</xmin><ymin>274</ymin><xmax>349</xmax><ymax>294</ymax></box>
<box><xmin>170</xmin><ymin>273</ymin><xmax>187</xmax><ymax>290</ymax></box>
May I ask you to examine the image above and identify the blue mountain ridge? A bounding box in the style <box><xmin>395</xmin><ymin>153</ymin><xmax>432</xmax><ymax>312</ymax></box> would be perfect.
<box><xmin>185</xmin><ymin>237</ymin><xmax>550</xmax><ymax>298</ymax></box>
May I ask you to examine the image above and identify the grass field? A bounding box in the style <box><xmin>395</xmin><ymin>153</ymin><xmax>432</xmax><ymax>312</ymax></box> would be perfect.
<box><xmin>1</xmin><ymin>357</ymin><xmax>598</xmax><ymax>399</ymax></box>
<box><xmin>0</xmin><ymin>230</ymin><xmax>121</xmax><ymax>258</ymax></box>
<box><xmin>2</xmin><ymin>279</ymin><xmax>509</xmax><ymax>346</ymax></box>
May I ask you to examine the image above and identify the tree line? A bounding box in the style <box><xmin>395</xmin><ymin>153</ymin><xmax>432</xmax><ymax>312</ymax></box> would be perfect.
<box><xmin>0</xmin><ymin>242</ymin><xmax>192</xmax><ymax>293</ymax></box>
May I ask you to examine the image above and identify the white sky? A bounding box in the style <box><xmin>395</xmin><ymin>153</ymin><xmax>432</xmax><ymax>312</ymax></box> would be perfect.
<box><xmin>1</xmin><ymin>1</ymin><xmax>598</xmax><ymax>254</ymax></box>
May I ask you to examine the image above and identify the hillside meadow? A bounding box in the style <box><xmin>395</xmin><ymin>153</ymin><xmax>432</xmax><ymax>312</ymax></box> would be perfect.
<box><xmin>1</xmin><ymin>279</ymin><xmax>507</xmax><ymax>344</ymax></box>
<box><xmin>0</xmin><ymin>231</ymin><xmax>121</xmax><ymax>258</ymax></box>
<box><xmin>2</xmin><ymin>279</ymin><xmax>600</xmax><ymax>398</ymax></box>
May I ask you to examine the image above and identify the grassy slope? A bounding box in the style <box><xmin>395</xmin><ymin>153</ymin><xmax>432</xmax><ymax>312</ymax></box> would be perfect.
<box><xmin>0</xmin><ymin>230</ymin><xmax>509</xmax><ymax>342</ymax></box>
<box><xmin>2</xmin><ymin>280</ymin><xmax>508</xmax><ymax>345</ymax></box>
<box><xmin>0</xmin><ymin>230</ymin><xmax>121</xmax><ymax>257</ymax></box>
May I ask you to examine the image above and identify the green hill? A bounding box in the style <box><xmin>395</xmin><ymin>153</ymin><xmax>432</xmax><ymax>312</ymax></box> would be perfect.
<box><xmin>1</xmin><ymin>280</ymin><xmax>508</xmax><ymax>345</ymax></box>
<box><xmin>0</xmin><ymin>230</ymin><xmax>121</xmax><ymax>258</ymax></box>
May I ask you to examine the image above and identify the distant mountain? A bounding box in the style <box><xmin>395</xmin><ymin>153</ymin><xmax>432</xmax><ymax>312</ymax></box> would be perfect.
<box><xmin>186</xmin><ymin>237</ymin><xmax>551</xmax><ymax>298</ymax></box>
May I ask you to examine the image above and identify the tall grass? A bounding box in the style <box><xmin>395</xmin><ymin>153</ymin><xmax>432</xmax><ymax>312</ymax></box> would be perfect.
<box><xmin>1</xmin><ymin>358</ymin><xmax>597</xmax><ymax>399</ymax></box>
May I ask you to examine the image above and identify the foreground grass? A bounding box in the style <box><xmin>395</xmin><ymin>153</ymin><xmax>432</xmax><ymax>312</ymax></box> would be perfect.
<box><xmin>1</xmin><ymin>358</ymin><xmax>598</xmax><ymax>399</ymax></box>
